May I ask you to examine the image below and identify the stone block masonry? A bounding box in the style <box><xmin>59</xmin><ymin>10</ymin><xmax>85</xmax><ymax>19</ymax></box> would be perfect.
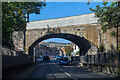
<box><xmin>12</xmin><ymin>13</ymin><xmax>120</xmax><ymax>55</ymax></box>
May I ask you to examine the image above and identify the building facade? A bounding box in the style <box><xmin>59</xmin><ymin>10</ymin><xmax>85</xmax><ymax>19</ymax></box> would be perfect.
<box><xmin>71</xmin><ymin>43</ymin><xmax>80</xmax><ymax>56</ymax></box>
<box><xmin>34</xmin><ymin>43</ymin><xmax>59</xmax><ymax>58</ymax></box>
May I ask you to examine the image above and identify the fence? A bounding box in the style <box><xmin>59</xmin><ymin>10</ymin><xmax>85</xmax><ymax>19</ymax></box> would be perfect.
<box><xmin>2</xmin><ymin>47</ymin><xmax>34</xmax><ymax>70</ymax></box>
<box><xmin>80</xmin><ymin>52</ymin><xmax>120</xmax><ymax>76</ymax></box>
<box><xmin>71</xmin><ymin>56</ymin><xmax>80</xmax><ymax>64</ymax></box>
<box><xmin>81</xmin><ymin>52</ymin><xmax>119</xmax><ymax>65</ymax></box>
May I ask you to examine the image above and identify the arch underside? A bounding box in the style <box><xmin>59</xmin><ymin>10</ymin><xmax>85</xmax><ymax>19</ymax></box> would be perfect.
<box><xmin>29</xmin><ymin>33</ymin><xmax>91</xmax><ymax>56</ymax></box>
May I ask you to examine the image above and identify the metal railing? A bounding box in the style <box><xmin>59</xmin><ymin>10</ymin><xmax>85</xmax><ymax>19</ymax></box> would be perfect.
<box><xmin>81</xmin><ymin>52</ymin><xmax>119</xmax><ymax>65</ymax></box>
<box><xmin>80</xmin><ymin>52</ymin><xmax>120</xmax><ymax>76</ymax></box>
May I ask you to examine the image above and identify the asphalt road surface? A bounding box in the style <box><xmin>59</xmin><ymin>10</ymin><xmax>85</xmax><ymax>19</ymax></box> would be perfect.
<box><xmin>2</xmin><ymin>60</ymin><xmax>117</xmax><ymax>80</ymax></box>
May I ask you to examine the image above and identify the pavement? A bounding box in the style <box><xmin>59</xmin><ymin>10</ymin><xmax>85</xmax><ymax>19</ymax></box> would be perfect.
<box><xmin>2</xmin><ymin>60</ymin><xmax>119</xmax><ymax>80</ymax></box>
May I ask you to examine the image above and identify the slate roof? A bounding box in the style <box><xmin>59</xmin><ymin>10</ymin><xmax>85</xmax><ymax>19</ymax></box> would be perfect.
<box><xmin>27</xmin><ymin>13</ymin><xmax>99</xmax><ymax>30</ymax></box>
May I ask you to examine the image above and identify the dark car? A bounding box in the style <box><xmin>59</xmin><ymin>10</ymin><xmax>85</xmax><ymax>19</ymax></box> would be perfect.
<box><xmin>43</xmin><ymin>56</ymin><xmax>50</xmax><ymax>61</ymax></box>
<box><xmin>59</xmin><ymin>57</ymin><xmax>70</xmax><ymax>65</ymax></box>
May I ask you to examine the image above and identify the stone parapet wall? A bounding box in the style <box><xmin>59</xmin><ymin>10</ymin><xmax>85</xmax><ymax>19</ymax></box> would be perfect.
<box><xmin>2</xmin><ymin>47</ymin><xmax>33</xmax><ymax>70</ymax></box>
<box><xmin>27</xmin><ymin>13</ymin><xmax>99</xmax><ymax>29</ymax></box>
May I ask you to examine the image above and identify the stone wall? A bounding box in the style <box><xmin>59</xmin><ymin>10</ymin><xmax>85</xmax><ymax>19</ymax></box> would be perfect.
<box><xmin>84</xmin><ymin>24</ymin><xmax>119</xmax><ymax>53</ymax></box>
<box><xmin>26</xmin><ymin>23</ymin><xmax>118</xmax><ymax>54</ymax></box>
<box><xmin>2</xmin><ymin>47</ymin><xmax>33</xmax><ymax>70</ymax></box>
<box><xmin>101</xmin><ymin>28</ymin><xmax>120</xmax><ymax>52</ymax></box>
<box><xmin>84</xmin><ymin>24</ymin><xmax>99</xmax><ymax>47</ymax></box>
<box><xmin>12</xmin><ymin>31</ymin><xmax>24</xmax><ymax>51</ymax></box>
<box><xmin>13</xmin><ymin>24</ymin><xmax>119</xmax><ymax>55</ymax></box>
<box><xmin>25</xmin><ymin>24</ymin><xmax>91</xmax><ymax>54</ymax></box>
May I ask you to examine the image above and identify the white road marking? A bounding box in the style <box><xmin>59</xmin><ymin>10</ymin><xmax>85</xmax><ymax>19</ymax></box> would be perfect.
<box><xmin>55</xmin><ymin>64</ymin><xmax>77</xmax><ymax>80</ymax></box>
<box><xmin>64</xmin><ymin>72</ymin><xmax>71</xmax><ymax>77</ymax></box>
<box><xmin>59</xmin><ymin>68</ymin><xmax>64</xmax><ymax>72</ymax></box>
<box><xmin>55</xmin><ymin>64</ymin><xmax>60</xmax><ymax>68</ymax></box>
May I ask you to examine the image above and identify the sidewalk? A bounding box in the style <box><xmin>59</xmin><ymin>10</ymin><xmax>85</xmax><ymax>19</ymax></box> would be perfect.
<box><xmin>2</xmin><ymin>63</ymin><xmax>37</xmax><ymax>78</ymax></box>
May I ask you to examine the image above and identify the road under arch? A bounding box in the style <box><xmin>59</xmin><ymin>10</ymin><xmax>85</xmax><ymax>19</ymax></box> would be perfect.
<box><xmin>29</xmin><ymin>33</ymin><xmax>91</xmax><ymax>56</ymax></box>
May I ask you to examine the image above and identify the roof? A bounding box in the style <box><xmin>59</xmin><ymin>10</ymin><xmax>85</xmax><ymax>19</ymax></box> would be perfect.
<box><xmin>27</xmin><ymin>13</ymin><xmax>99</xmax><ymax>30</ymax></box>
<box><xmin>61</xmin><ymin>48</ymin><xmax>65</xmax><ymax>52</ymax></box>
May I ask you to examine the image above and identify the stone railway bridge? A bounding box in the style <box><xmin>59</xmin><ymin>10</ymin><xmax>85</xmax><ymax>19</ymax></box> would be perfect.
<box><xmin>4</xmin><ymin>13</ymin><xmax>119</xmax><ymax>76</ymax></box>
<box><xmin>13</xmin><ymin>13</ymin><xmax>117</xmax><ymax>56</ymax></box>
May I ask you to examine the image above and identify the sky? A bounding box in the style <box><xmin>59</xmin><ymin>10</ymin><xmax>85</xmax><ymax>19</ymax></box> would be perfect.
<box><xmin>44</xmin><ymin>0</ymin><xmax>105</xmax><ymax>2</ymax></box>
<box><xmin>29</xmin><ymin>2</ymin><xmax>111</xmax><ymax>43</ymax></box>
<box><xmin>29</xmin><ymin>2</ymin><xmax>105</xmax><ymax>21</ymax></box>
<box><xmin>43</xmin><ymin>38</ymin><xmax>72</xmax><ymax>43</ymax></box>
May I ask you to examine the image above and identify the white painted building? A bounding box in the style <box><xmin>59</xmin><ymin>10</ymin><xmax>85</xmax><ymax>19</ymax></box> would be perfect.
<box><xmin>71</xmin><ymin>43</ymin><xmax>80</xmax><ymax>56</ymax></box>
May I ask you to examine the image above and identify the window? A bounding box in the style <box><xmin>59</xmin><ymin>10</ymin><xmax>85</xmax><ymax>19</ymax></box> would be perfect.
<box><xmin>75</xmin><ymin>45</ymin><xmax>76</xmax><ymax>50</ymax></box>
<box><xmin>41</xmin><ymin>52</ymin><xmax>42</xmax><ymax>55</ymax></box>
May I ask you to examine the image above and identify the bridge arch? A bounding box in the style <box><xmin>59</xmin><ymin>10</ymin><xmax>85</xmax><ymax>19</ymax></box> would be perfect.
<box><xmin>29</xmin><ymin>33</ymin><xmax>91</xmax><ymax>56</ymax></box>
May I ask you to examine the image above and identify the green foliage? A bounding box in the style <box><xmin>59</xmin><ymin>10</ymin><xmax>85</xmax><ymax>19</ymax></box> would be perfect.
<box><xmin>2</xmin><ymin>2</ymin><xmax>46</xmax><ymax>48</ymax></box>
<box><xmin>98</xmin><ymin>43</ymin><xmax>104</xmax><ymax>52</ymax></box>
<box><xmin>76</xmin><ymin>51</ymin><xmax>80</xmax><ymax>54</ymax></box>
<box><xmin>65</xmin><ymin>45</ymin><xmax>73</xmax><ymax>56</ymax></box>
<box><xmin>115</xmin><ymin>49</ymin><xmax>120</xmax><ymax>53</ymax></box>
<box><xmin>110</xmin><ymin>31</ymin><xmax>116</xmax><ymax>37</ymax></box>
<box><xmin>90</xmin><ymin>2</ymin><xmax>120</xmax><ymax>32</ymax></box>
<box><xmin>90</xmin><ymin>2</ymin><xmax>120</xmax><ymax>50</ymax></box>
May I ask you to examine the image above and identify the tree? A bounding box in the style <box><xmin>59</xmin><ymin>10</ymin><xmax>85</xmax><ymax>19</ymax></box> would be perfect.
<box><xmin>65</xmin><ymin>45</ymin><xmax>73</xmax><ymax>56</ymax></box>
<box><xmin>76</xmin><ymin>51</ymin><xmax>80</xmax><ymax>54</ymax></box>
<box><xmin>90</xmin><ymin>2</ymin><xmax>120</xmax><ymax>50</ymax></box>
<box><xmin>2</xmin><ymin>2</ymin><xmax>46</xmax><ymax>48</ymax></box>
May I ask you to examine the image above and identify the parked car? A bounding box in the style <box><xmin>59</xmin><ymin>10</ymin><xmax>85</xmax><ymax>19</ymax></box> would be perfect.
<box><xmin>36</xmin><ymin>56</ymin><xmax>43</xmax><ymax>63</ymax></box>
<box><xmin>55</xmin><ymin>57</ymin><xmax>61</xmax><ymax>64</ymax></box>
<box><xmin>50</xmin><ymin>56</ymin><xmax>57</xmax><ymax>62</ymax></box>
<box><xmin>59</xmin><ymin>57</ymin><xmax>70</xmax><ymax>65</ymax></box>
<box><xmin>43</xmin><ymin>56</ymin><xmax>50</xmax><ymax>61</ymax></box>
